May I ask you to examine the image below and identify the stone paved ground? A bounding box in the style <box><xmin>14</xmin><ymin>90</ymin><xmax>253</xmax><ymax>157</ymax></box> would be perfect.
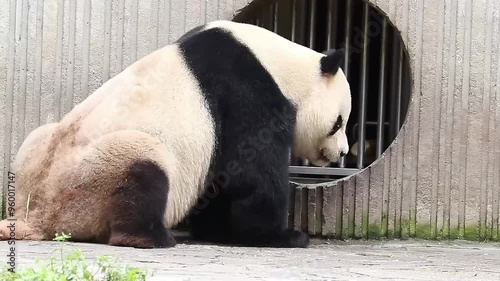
<box><xmin>2</xmin><ymin>236</ymin><xmax>500</xmax><ymax>280</ymax></box>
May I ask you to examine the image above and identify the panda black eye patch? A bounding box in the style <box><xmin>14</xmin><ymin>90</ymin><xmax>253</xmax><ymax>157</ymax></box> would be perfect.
<box><xmin>328</xmin><ymin>116</ymin><xmax>343</xmax><ymax>136</ymax></box>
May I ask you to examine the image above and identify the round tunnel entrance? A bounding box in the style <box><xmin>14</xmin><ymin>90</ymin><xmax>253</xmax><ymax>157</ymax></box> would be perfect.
<box><xmin>233</xmin><ymin>0</ymin><xmax>413</xmax><ymax>184</ymax></box>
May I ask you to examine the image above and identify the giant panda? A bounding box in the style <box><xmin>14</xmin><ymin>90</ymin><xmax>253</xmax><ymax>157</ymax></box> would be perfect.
<box><xmin>0</xmin><ymin>20</ymin><xmax>351</xmax><ymax>249</ymax></box>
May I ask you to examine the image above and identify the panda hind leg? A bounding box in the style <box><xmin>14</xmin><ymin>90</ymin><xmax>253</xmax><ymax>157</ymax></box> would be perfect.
<box><xmin>106</xmin><ymin>160</ymin><xmax>176</xmax><ymax>249</ymax></box>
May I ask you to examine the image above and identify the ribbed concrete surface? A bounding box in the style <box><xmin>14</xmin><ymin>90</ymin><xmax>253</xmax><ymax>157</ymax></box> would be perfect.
<box><xmin>1</xmin><ymin>0</ymin><xmax>500</xmax><ymax>242</ymax></box>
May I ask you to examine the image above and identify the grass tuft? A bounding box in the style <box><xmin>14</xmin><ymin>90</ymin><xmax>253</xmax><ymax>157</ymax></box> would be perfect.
<box><xmin>0</xmin><ymin>233</ymin><xmax>153</xmax><ymax>281</ymax></box>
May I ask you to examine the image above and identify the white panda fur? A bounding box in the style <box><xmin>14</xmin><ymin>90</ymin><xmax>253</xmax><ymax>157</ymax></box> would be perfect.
<box><xmin>0</xmin><ymin>20</ymin><xmax>351</xmax><ymax>249</ymax></box>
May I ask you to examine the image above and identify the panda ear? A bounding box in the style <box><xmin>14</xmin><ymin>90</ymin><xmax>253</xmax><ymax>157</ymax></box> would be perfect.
<box><xmin>320</xmin><ymin>48</ymin><xmax>345</xmax><ymax>75</ymax></box>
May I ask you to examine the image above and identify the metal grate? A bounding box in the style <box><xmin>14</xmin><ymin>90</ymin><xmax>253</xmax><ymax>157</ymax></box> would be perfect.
<box><xmin>234</xmin><ymin>0</ymin><xmax>412</xmax><ymax>184</ymax></box>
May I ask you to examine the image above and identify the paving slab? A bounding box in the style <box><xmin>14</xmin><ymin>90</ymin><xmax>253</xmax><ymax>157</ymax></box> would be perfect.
<box><xmin>2</xmin><ymin>237</ymin><xmax>500</xmax><ymax>280</ymax></box>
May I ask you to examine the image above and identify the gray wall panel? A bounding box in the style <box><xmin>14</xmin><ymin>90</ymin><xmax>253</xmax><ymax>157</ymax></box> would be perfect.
<box><xmin>0</xmin><ymin>0</ymin><xmax>12</xmax><ymax>203</ymax></box>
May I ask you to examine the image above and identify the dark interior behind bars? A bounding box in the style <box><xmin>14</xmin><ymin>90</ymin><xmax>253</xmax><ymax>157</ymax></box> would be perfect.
<box><xmin>234</xmin><ymin>0</ymin><xmax>412</xmax><ymax>183</ymax></box>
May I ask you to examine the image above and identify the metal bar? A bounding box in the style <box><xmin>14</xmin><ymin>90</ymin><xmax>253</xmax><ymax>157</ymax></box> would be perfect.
<box><xmin>290</xmin><ymin>177</ymin><xmax>344</xmax><ymax>185</ymax></box>
<box><xmin>376</xmin><ymin>18</ymin><xmax>388</xmax><ymax>157</ymax></box>
<box><xmin>354</xmin><ymin>121</ymin><xmax>391</xmax><ymax>127</ymax></box>
<box><xmin>343</xmin><ymin>0</ymin><xmax>352</xmax><ymax>76</ymax></box>
<box><xmin>273</xmin><ymin>2</ymin><xmax>279</xmax><ymax>33</ymax></box>
<box><xmin>325</xmin><ymin>0</ymin><xmax>339</xmax><ymax>181</ymax></box>
<box><xmin>356</xmin><ymin>2</ymin><xmax>369</xmax><ymax>169</ymax></box>
<box><xmin>326</xmin><ymin>0</ymin><xmax>333</xmax><ymax>49</ymax></box>
<box><xmin>326</xmin><ymin>0</ymin><xmax>339</xmax><ymax>50</ymax></box>
<box><xmin>338</xmin><ymin>0</ymin><xmax>352</xmax><ymax>168</ymax></box>
<box><xmin>308</xmin><ymin>0</ymin><xmax>317</xmax><ymax>49</ymax></box>
<box><xmin>291</xmin><ymin>0</ymin><xmax>307</xmax><ymax>166</ymax></box>
<box><xmin>291</xmin><ymin>0</ymin><xmax>297</xmax><ymax>42</ymax></box>
<box><xmin>289</xmin><ymin>166</ymin><xmax>361</xmax><ymax>177</ymax></box>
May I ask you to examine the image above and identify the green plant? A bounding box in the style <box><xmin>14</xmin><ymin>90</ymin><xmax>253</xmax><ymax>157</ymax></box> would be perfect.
<box><xmin>0</xmin><ymin>233</ymin><xmax>153</xmax><ymax>281</ymax></box>
<box><xmin>53</xmin><ymin>232</ymin><xmax>72</xmax><ymax>242</ymax></box>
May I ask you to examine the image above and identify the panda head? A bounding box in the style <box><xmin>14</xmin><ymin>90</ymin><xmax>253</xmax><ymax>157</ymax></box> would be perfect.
<box><xmin>292</xmin><ymin>48</ymin><xmax>351</xmax><ymax>167</ymax></box>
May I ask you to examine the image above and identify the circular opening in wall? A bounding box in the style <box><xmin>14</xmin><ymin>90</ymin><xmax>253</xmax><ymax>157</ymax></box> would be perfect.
<box><xmin>234</xmin><ymin>0</ymin><xmax>412</xmax><ymax>184</ymax></box>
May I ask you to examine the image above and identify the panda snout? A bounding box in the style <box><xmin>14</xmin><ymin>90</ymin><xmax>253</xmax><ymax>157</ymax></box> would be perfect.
<box><xmin>319</xmin><ymin>147</ymin><xmax>343</xmax><ymax>162</ymax></box>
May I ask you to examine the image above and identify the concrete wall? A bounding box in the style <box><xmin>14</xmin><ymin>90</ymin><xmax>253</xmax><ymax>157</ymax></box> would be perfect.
<box><xmin>1</xmin><ymin>0</ymin><xmax>499</xmax><ymax>241</ymax></box>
